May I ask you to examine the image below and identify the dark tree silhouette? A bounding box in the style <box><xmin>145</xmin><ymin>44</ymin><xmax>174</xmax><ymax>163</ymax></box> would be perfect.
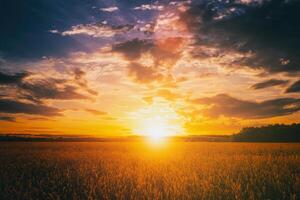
<box><xmin>233</xmin><ymin>124</ymin><xmax>300</xmax><ymax>142</ymax></box>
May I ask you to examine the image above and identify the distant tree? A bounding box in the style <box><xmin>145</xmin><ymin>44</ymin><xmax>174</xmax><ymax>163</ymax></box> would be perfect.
<box><xmin>233</xmin><ymin>124</ymin><xmax>300</xmax><ymax>142</ymax></box>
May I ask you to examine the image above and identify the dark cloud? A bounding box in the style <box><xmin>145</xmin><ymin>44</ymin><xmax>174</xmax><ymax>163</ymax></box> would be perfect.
<box><xmin>0</xmin><ymin>116</ymin><xmax>16</xmax><ymax>122</ymax></box>
<box><xmin>112</xmin><ymin>39</ymin><xmax>153</xmax><ymax>60</ymax></box>
<box><xmin>185</xmin><ymin>0</ymin><xmax>300</xmax><ymax>74</ymax></box>
<box><xmin>192</xmin><ymin>94</ymin><xmax>300</xmax><ymax>119</ymax></box>
<box><xmin>73</xmin><ymin>68</ymin><xmax>98</xmax><ymax>95</ymax></box>
<box><xmin>73</xmin><ymin>68</ymin><xmax>85</xmax><ymax>80</ymax></box>
<box><xmin>112</xmin><ymin>37</ymin><xmax>183</xmax><ymax>63</ymax></box>
<box><xmin>128</xmin><ymin>62</ymin><xmax>163</xmax><ymax>83</ymax></box>
<box><xmin>0</xmin><ymin>71</ymin><xmax>29</xmax><ymax>85</ymax></box>
<box><xmin>286</xmin><ymin>80</ymin><xmax>300</xmax><ymax>93</ymax></box>
<box><xmin>251</xmin><ymin>79</ymin><xmax>289</xmax><ymax>90</ymax></box>
<box><xmin>19</xmin><ymin>81</ymin><xmax>90</xmax><ymax>101</ymax></box>
<box><xmin>26</xmin><ymin>117</ymin><xmax>55</xmax><ymax>121</ymax></box>
<box><xmin>112</xmin><ymin>38</ymin><xmax>184</xmax><ymax>84</ymax></box>
<box><xmin>0</xmin><ymin>99</ymin><xmax>61</xmax><ymax>116</ymax></box>
<box><xmin>0</xmin><ymin>70</ymin><xmax>95</xmax><ymax>102</ymax></box>
<box><xmin>151</xmin><ymin>37</ymin><xmax>184</xmax><ymax>69</ymax></box>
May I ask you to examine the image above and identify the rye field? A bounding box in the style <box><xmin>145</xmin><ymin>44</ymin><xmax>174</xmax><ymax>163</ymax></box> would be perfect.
<box><xmin>0</xmin><ymin>142</ymin><xmax>299</xmax><ymax>200</ymax></box>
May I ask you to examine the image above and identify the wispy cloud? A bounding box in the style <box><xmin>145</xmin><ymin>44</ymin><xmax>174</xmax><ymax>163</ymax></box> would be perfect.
<box><xmin>57</xmin><ymin>23</ymin><xmax>133</xmax><ymax>38</ymax></box>
<box><xmin>0</xmin><ymin>116</ymin><xmax>16</xmax><ymax>122</ymax></box>
<box><xmin>2</xmin><ymin>0</ymin><xmax>300</xmax><ymax>135</ymax></box>
<box><xmin>85</xmin><ymin>109</ymin><xmax>107</xmax><ymax>115</ymax></box>
<box><xmin>251</xmin><ymin>79</ymin><xmax>289</xmax><ymax>90</ymax></box>
<box><xmin>0</xmin><ymin>99</ymin><xmax>62</xmax><ymax>116</ymax></box>
<box><xmin>100</xmin><ymin>6</ymin><xmax>119</xmax><ymax>12</ymax></box>
<box><xmin>134</xmin><ymin>4</ymin><xmax>164</xmax><ymax>11</ymax></box>
<box><xmin>0</xmin><ymin>70</ymin><xmax>96</xmax><ymax>103</ymax></box>
<box><xmin>192</xmin><ymin>94</ymin><xmax>300</xmax><ymax>119</ymax></box>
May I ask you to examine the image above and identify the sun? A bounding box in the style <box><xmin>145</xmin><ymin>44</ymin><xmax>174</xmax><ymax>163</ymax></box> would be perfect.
<box><xmin>141</xmin><ymin>117</ymin><xmax>172</xmax><ymax>140</ymax></box>
<box><xmin>130</xmin><ymin>99</ymin><xmax>184</xmax><ymax>141</ymax></box>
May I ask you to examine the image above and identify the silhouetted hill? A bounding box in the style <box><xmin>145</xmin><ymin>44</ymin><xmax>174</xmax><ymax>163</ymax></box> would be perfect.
<box><xmin>233</xmin><ymin>124</ymin><xmax>300</xmax><ymax>142</ymax></box>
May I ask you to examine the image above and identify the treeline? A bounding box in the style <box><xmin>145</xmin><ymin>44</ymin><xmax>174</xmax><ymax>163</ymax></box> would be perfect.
<box><xmin>0</xmin><ymin>135</ymin><xmax>139</xmax><ymax>142</ymax></box>
<box><xmin>233</xmin><ymin>124</ymin><xmax>300</xmax><ymax>142</ymax></box>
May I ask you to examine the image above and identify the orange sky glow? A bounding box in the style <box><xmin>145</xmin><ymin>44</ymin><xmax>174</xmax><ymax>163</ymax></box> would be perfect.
<box><xmin>1</xmin><ymin>0</ymin><xmax>300</xmax><ymax>137</ymax></box>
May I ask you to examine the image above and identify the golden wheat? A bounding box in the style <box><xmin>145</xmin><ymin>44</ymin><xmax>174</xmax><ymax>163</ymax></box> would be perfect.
<box><xmin>0</xmin><ymin>142</ymin><xmax>299</xmax><ymax>200</ymax></box>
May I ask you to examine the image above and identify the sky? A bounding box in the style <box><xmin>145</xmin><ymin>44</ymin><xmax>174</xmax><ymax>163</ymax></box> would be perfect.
<box><xmin>1</xmin><ymin>0</ymin><xmax>300</xmax><ymax>136</ymax></box>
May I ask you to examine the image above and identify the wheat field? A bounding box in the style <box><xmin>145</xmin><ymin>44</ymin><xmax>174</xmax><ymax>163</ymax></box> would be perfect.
<box><xmin>0</xmin><ymin>142</ymin><xmax>299</xmax><ymax>200</ymax></box>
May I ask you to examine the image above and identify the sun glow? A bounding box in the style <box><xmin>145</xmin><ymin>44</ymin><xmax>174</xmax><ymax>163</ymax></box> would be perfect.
<box><xmin>131</xmin><ymin>99</ymin><xmax>184</xmax><ymax>140</ymax></box>
<box><xmin>141</xmin><ymin>117</ymin><xmax>173</xmax><ymax>140</ymax></box>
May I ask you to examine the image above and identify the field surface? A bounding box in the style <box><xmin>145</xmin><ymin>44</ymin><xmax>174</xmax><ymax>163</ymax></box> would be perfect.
<box><xmin>0</xmin><ymin>142</ymin><xmax>299</xmax><ymax>200</ymax></box>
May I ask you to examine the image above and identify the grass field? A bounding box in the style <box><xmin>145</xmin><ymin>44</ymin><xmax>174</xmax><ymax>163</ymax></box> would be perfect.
<box><xmin>0</xmin><ymin>142</ymin><xmax>299</xmax><ymax>200</ymax></box>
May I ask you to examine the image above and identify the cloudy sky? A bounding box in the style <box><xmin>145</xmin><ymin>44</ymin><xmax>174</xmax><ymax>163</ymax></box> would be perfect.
<box><xmin>1</xmin><ymin>0</ymin><xmax>300</xmax><ymax>136</ymax></box>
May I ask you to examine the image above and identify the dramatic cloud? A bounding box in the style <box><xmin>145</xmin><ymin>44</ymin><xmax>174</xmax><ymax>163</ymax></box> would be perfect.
<box><xmin>0</xmin><ymin>71</ymin><xmax>29</xmax><ymax>85</ymax></box>
<box><xmin>286</xmin><ymin>80</ymin><xmax>300</xmax><ymax>93</ymax></box>
<box><xmin>0</xmin><ymin>71</ymin><xmax>94</xmax><ymax>103</ymax></box>
<box><xmin>112</xmin><ymin>37</ymin><xmax>184</xmax><ymax>62</ymax></box>
<box><xmin>251</xmin><ymin>79</ymin><xmax>289</xmax><ymax>90</ymax></box>
<box><xmin>112</xmin><ymin>38</ymin><xmax>185</xmax><ymax>84</ymax></box>
<box><xmin>0</xmin><ymin>99</ymin><xmax>61</xmax><ymax>116</ymax></box>
<box><xmin>112</xmin><ymin>39</ymin><xmax>154</xmax><ymax>60</ymax></box>
<box><xmin>1</xmin><ymin>0</ymin><xmax>300</xmax><ymax>135</ymax></box>
<box><xmin>128</xmin><ymin>62</ymin><xmax>163</xmax><ymax>84</ymax></box>
<box><xmin>184</xmin><ymin>0</ymin><xmax>300</xmax><ymax>74</ymax></box>
<box><xmin>73</xmin><ymin>68</ymin><xmax>98</xmax><ymax>96</ymax></box>
<box><xmin>192</xmin><ymin>94</ymin><xmax>300</xmax><ymax>119</ymax></box>
<box><xmin>61</xmin><ymin>23</ymin><xmax>133</xmax><ymax>38</ymax></box>
<box><xmin>100</xmin><ymin>6</ymin><xmax>119</xmax><ymax>12</ymax></box>
<box><xmin>0</xmin><ymin>116</ymin><xmax>16</xmax><ymax>122</ymax></box>
<box><xmin>19</xmin><ymin>81</ymin><xmax>90</xmax><ymax>101</ymax></box>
